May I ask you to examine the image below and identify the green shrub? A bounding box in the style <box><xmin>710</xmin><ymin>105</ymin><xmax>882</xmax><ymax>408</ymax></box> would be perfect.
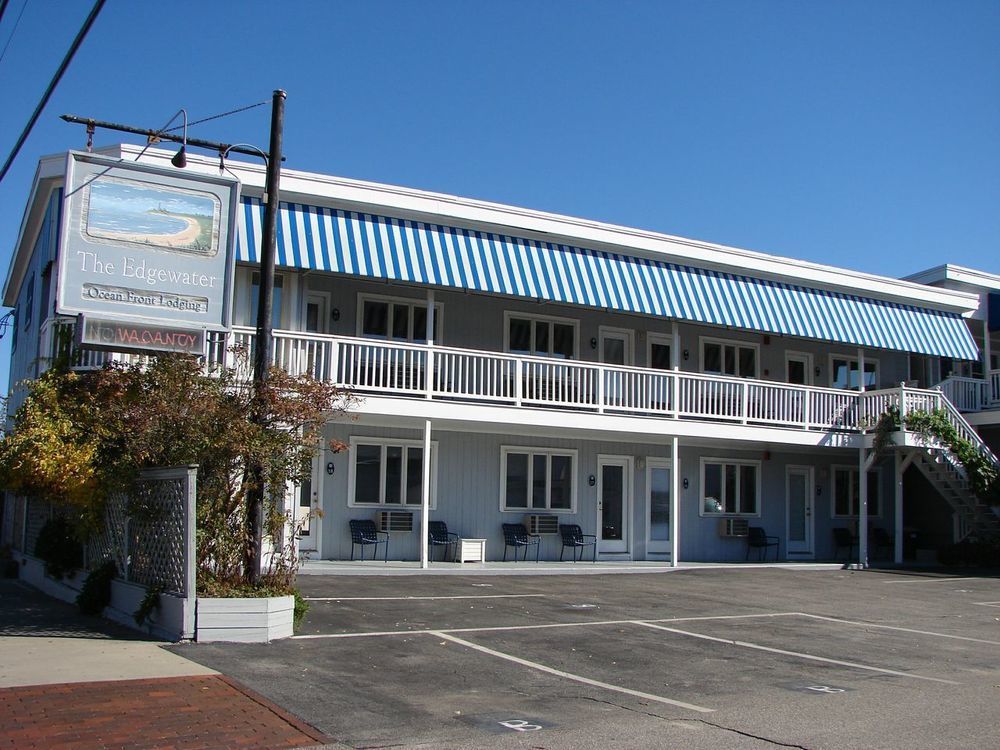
<box><xmin>77</xmin><ymin>560</ymin><xmax>117</xmax><ymax>615</ymax></box>
<box><xmin>34</xmin><ymin>516</ymin><xmax>83</xmax><ymax>580</ymax></box>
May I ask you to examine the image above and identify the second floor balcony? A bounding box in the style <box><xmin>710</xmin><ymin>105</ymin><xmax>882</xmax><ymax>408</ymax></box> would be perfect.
<box><xmin>208</xmin><ymin>327</ymin><xmax>967</xmax><ymax>437</ymax></box>
<box><xmin>41</xmin><ymin>319</ymin><xmax>989</xmax><ymax>452</ymax></box>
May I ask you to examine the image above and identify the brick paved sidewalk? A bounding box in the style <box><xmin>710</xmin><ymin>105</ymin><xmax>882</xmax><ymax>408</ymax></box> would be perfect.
<box><xmin>0</xmin><ymin>673</ymin><xmax>329</xmax><ymax>750</ymax></box>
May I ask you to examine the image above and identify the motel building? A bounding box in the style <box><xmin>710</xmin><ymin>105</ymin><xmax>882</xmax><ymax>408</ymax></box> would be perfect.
<box><xmin>3</xmin><ymin>144</ymin><xmax>999</xmax><ymax>569</ymax></box>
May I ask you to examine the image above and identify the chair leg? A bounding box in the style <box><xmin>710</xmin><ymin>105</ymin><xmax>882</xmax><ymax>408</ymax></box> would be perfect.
<box><xmin>503</xmin><ymin>545</ymin><xmax>508</xmax><ymax>562</ymax></box>
<box><xmin>560</xmin><ymin>546</ymin><xmax>565</xmax><ymax>562</ymax></box>
<box><xmin>384</xmin><ymin>539</ymin><xmax>388</xmax><ymax>563</ymax></box>
<box><xmin>535</xmin><ymin>542</ymin><xmax>540</xmax><ymax>563</ymax></box>
<box><xmin>592</xmin><ymin>543</ymin><xmax>597</xmax><ymax>563</ymax></box>
<box><xmin>351</xmin><ymin>543</ymin><xmax>355</xmax><ymax>561</ymax></box>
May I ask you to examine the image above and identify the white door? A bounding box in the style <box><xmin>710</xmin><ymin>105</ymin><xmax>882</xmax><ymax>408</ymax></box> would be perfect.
<box><xmin>599</xmin><ymin>327</ymin><xmax>634</xmax><ymax>366</ymax></box>
<box><xmin>297</xmin><ymin>454</ymin><xmax>323</xmax><ymax>556</ymax></box>
<box><xmin>305</xmin><ymin>293</ymin><xmax>329</xmax><ymax>334</ymax></box>
<box><xmin>598</xmin><ymin>456</ymin><xmax>632</xmax><ymax>555</ymax></box>
<box><xmin>786</xmin><ymin>352</ymin><xmax>813</xmax><ymax>385</ymax></box>
<box><xmin>646</xmin><ymin>459</ymin><xmax>672</xmax><ymax>555</ymax></box>
<box><xmin>786</xmin><ymin>466</ymin><xmax>814</xmax><ymax>558</ymax></box>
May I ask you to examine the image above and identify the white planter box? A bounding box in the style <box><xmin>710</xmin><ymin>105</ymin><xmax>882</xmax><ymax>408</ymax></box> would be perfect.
<box><xmin>196</xmin><ymin>595</ymin><xmax>295</xmax><ymax>643</ymax></box>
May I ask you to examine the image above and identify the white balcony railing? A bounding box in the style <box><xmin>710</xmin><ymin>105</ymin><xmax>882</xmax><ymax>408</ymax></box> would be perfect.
<box><xmin>203</xmin><ymin>328</ymin><xmax>893</xmax><ymax>433</ymax></box>
<box><xmin>45</xmin><ymin>321</ymin><xmax>995</xmax><ymax>460</ymax></box>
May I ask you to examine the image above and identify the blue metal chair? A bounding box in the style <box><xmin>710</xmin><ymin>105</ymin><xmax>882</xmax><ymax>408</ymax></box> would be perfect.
<box><xmin>559</xmin><ymin>524</ymin><xmax>597</xmax><ymax>562</ymax></box>
<box><xmin>428</xmin><ymin>521</ymin><xmax>459</xmax><ymax>561</ymax></box>
<box><xmin>832</xmin><ymin>527</ymin><xmax>858</xmax><ymax>561</ymax></box>
<box><xmin>746</xmin><ymin>526</ymin><xmax>779</xmax><ymax>561</ymax></box>
<box><xmin>502</xmin><ymin>523</ymin><xmax>540</xmax><ymax>562</ymax></box>
<box><xmin>349</xmin><ymin>519</ymin><xmax>389</xmax><ymax>562</ymax></box>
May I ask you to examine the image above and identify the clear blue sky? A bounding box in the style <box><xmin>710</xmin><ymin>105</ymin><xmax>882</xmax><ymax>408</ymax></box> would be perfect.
<box><xmin>1</xmin><ymin>0</ymin><xmax>998</xmax><ymax>392</ymax></box>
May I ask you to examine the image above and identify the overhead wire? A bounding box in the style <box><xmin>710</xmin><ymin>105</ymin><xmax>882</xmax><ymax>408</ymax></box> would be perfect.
<box><xmin>0</xmin><ymin>0</ymin><xmax>106</xmax><ymax>184</ymax></box>
<box><xmin>0</xmin><ymin>0</ymin><xmax>28</xmax><ymax>66</ymax></box>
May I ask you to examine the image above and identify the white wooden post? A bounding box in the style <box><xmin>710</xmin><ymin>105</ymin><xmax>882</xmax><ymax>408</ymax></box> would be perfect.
<box><xmin>425</xmin><ymin>290</ymin><xmax>435</xmax><ymax>400</ymax></box>
<box><xmin>671</xmin><ymin>322</ymin><xmax>680</xmax><ymax>369</ymax></box>
<box><xmin>983</xmin><ymin>323</ymin><xmax>992</xmax><ymax>406</ymax></box>
<box><xmin>670</xmin><ymin>436</ymin><xmax>680</xmax><ymax>567</ymax></box>
<box><xmin>420</xmin><ymin>418</ymin><xmax>432</xmax><ymax>569</ymax></box>
<box><xmin>740</xmin><ymin>380</ymin><xmax>748</xmax><ymax>424</ymax></box>
<box><xmin>671</xmin><ymin>366</ymin><xmax>680</xmax><ymax>419</ymax></box>
<box><xmin>597</xmin><ymin>364</ymin><xmax>605</xmax><ymax>413</ymax></box>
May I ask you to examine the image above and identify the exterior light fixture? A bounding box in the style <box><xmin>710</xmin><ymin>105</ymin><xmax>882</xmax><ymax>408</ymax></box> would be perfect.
<box><xmin>170</xmin><ymin>109</ymin><xmax>188</xmax><ymax>168</ymax></box>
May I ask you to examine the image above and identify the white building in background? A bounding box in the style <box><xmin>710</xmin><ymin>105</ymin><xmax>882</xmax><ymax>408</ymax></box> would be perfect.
<box><xmin>3</xmin><ymin>144</ymin><xmax>997</xmax><ymax>566</ymax></box>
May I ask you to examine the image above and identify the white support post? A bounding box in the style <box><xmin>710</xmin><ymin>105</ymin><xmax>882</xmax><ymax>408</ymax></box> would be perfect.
<box><xmin>596</xmin><ymin>364</ymin><xmax>605</xmax><ymax>413</ymax></box>
<box><xmin>425</xmin><ymin>290</ymin><xmax>435</xmax><ymax>400</ymax></box>
<box><xmin>420</xmin><ymin>418</ymin><xmax>432</xmax><ymax>569</ymax></box>
<box><xmin>671</xmin><ymin>322</ymin><xmax>680</xmax><ymax>369</ymax></box>
<box><xmin>858</xmin><ymin>348</ymin><xmax>866</xmax><ymax>393</ymax></box>
<box><xmin>671</xmin><ymin>366</ymin><xmax>680</xmax><ymax>418</ymax></box>
<box><xmin>858</xmin><ymin>446</ymin><xmax>869</xmax><ymax>569</ymax></box>
<box><xmin>894</xmin><ymin>450</ymin><xmax>904</xmax><ymax>564</ymax></box>
<box><xmin>984</xmin><ymin>324</ymin><xmax>992</xmax><ymax>405</ymax></box>
<box><xmin>670</xmin><ymin>436</ymin><xmax>680</xmax><ymax>567</ymax></box>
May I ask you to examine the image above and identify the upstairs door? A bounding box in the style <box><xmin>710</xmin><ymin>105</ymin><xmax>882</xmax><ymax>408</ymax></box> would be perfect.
<box><xmin>597</xmin><ymin>456</ymin><xmax>632</xmax><ymax>555</ymax></box>
<box><xmin>599</xmin><ymin>328</ymin><xmax>634</xmax><ymax>408</ymax></box>
<box><xmin>786</xmin><ymin>352</ymin><xmax>813</xmax><ymax>385</ymax></box>
<box><xmin>786</xmin><ymin>466</ymin><xmax>813</xmax><ymax>558</ymax></box>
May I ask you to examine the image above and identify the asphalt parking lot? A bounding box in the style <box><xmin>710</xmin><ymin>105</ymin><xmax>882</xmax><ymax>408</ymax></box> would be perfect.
<box><xmin>170</xmin><ymin>568</ymin><xmax>1000</xmax><ymax>749</ymax></box>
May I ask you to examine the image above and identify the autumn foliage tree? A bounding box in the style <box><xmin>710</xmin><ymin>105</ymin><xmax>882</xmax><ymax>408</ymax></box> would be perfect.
<box><xmin>0</xmin><ymin>351</ymin><xmax>353</xmax><ymax>593</ymax></box>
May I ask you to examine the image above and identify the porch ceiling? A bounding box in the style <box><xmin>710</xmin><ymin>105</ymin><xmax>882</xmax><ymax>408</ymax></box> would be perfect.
<box><xmin>346</xmin><ymin>396</ymin><xmax>861</xmax><ymax>453</ymax></box>
<box><xmin>237</xmin><ymin>197</ymin><xmax>978</xmax><ymax>361</ymax></box>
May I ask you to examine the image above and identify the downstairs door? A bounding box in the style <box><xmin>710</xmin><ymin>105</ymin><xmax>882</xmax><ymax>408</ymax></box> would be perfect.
<box><xmin>786</xmin><ymin>466</ymin><xmax>814</xmax><ymax>558</ymax></box>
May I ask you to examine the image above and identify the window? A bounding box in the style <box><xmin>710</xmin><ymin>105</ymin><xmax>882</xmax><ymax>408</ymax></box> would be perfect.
<box><xmin>701</xmin><ymin>338</ymin><xmax>758</xmax><ymax>378</ymax></box>
<box><xmin>505</xmin><ymin>313</ymin><xmax>576</xmax><ymax>359</ymax></box>
<box><xmin>832</xmin><ymin>466</ymin><xmax>880</xmax><ymax>517</ymax></box>
<box><xmin>23</xmin><ymin>274</ymin><xmax>33</xmax><ymax>331</ymax></box>
<box><xmin>249</xmin><ymin>272</ymin><xmax>283</xmax><ymax>328</ymax></box>
<box><xmin>700</xmin><ymin>459</ymin><xmax>760</xmax><ymax>516</ymax></box>
<box><xmin>830</xmin><ymin>356</ymin><xmax>878</xmax><ymax>390</ymax></box>
<box><xmin>501</xmin><ymin>447</ymin><xmax>576</xmax><ymax>511</ymax></box>
<box><xmin>348</xmin><ymin>437</ymin><xmax>437</xmax><ymax>508</ymax></box>
<box><xmin>358</xmin><ymin>294</ymin><xmax>439</xmax><ymax>343</ymax></box>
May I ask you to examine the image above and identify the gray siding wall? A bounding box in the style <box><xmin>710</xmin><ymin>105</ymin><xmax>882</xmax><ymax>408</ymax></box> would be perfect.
<box><xmin>243</xmin><ymin>270</ymin><xmax>911</xmax><ymax>389</ymax></box>
<box><xmin>8</xmin><ymin>190</ymin><xmax>61</xmax><ymax>413</ymax></box>
<box><xmin>317</xmin><ymin>422</ymin><xmax>897</xmax><ymax>563</ymax></box>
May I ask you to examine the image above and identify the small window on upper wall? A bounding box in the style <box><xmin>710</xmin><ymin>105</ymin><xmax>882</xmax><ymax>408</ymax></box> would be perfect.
<box><xmin>701</xmin><ymin>339</ymin><xmax>758</xmax><ymax>378</ymax></box>
<box><xmin>505</xmin><ymin>313</ymin><xmax>576</xmax><ymax>358</ymax></box>
<box><xmin>358</xmin><ymin>295</ymin><xmax>439</xmax><ymax>343</ymax></box>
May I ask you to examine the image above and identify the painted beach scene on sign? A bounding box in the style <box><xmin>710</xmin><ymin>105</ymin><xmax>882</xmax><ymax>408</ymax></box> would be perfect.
<box><xmin>84</xmin><ymin>176</ymin><xmax>220</xmax><ymax>256</ymax></box>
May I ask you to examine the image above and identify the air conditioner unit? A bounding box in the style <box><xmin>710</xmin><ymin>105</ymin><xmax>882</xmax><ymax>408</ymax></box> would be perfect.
<box><xmin>377</xmin><ymin>511</ymin><xmax>414</xmax><ymax>532</ymax></box>
<box><xmin>525</xmin><ymin>514</ymin><xmax>560</xmax><ymax>535</ymax></box>
<box><xmin>718</xmin><ymin>518</ymin><xmax>749</xmax><ymax>537</ymax></box>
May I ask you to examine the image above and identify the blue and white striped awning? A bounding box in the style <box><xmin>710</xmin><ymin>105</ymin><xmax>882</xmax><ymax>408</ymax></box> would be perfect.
<box><xmin>236</xmin><ymin>197</ymin><xmax>978</xmax><ymax>360</ymax></box>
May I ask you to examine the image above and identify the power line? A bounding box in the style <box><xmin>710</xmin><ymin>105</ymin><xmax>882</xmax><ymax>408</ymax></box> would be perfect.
<box><xmin>0</xmin><ymin>0</ymin><xmax>29</xmax><ymax>66</ymax></box>
<box><xmin>0</xmin><ymin>0</ymin><xmax>106</xmax><ymax>184</ymax></box>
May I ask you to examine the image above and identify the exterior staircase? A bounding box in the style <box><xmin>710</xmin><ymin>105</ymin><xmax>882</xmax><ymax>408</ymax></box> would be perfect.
<box><xmin>909</xmin><ymin>448</ymin><xmax>1000</xmax><ymax>542</ymax></box>
<box><xmin>901</xmin><ymin>393</ymin><xmax>1000</xmax><ymax>542</ymax></box>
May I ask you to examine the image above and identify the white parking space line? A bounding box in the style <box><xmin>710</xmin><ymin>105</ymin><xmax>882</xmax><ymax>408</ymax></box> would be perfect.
<box><xmin>429</xmin><ymin>630</ymin><xmax>715</xmax><ymax>714</ymax></box>
<box><xmin>974</xmin><ymin>601</ymin><xmax>1000</xmax><ymax>608</ymax></box>
<box><xmin>305</xmin><ymin>594</ymin><xmax>548</xmax><ymax>602</ymax></box>
<box><xmin>632</xmin><ymin>621</ymin><xmax>961</xmax><ymax>685</ymax></box>
<box><xmin>291</xmin><ymin>612</ymin><xmax>799</xmax><ymax>639</ymax></box>
<box><xmin>795</xmin><ymin>613</ymin><xmax>1000</xmax><ymax>646</ymax></box>
<box><xmin>882</xmin><ymin>577</ymin><xmax>984</xmax><ymax>584</ymax></box>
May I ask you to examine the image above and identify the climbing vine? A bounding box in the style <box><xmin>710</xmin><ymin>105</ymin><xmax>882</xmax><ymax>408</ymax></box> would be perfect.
<box><xmin>874</xmin><ymin>406</ymin><xmax>1000</xmax><ymax>507</ymax></box>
